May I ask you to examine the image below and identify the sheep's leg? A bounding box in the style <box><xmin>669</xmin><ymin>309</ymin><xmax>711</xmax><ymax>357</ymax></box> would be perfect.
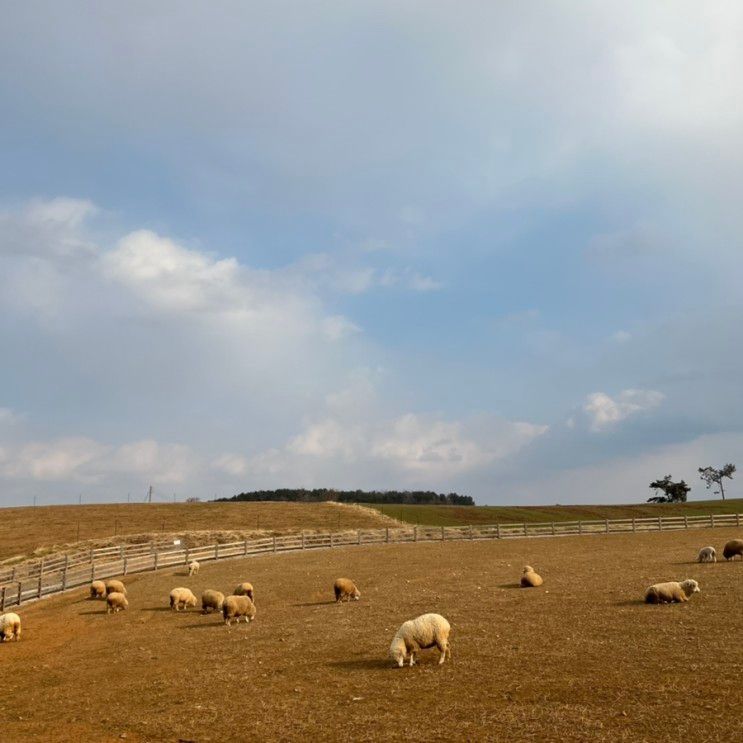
<box><xmin>409</xmin><ymin>651</ymin><xmax>416</xmax><ymax>667</ymax></box>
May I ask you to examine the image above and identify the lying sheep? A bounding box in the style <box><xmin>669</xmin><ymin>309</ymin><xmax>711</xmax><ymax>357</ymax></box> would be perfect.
<box><xmin>334</xmin><ymin>578</ymin><xmax>361</xmax><ymax>603</ymax></box>
<box><xmin>645</xmin><ymin>579</ymin><xmax>700</xmax><ymax>604</ymax></box>
<box><xmin>234</xmin><ymin>582</ymin><xmax>254</xmax><ymax>602</ymax></box>
<box><xmin>723</xmin><ymin>539</ymin><xmax>743</xmax><ymax>561</ymax></box>
<box><xmin>106</xmin><ymin>592</ymin><xmax>129</xmax><ymax>614</ymax></box>
<box><xmin>698</xmin><ymin>546</ymin><xmax>717</xmax><ymax>563</ymax></box>
<box><xmin>0</xmin><ymin>612</ymin><xmax>21</xmax><ymax>642</ymax></box>
<box><xmin>188</xmin><ymin>560</ymin><xmax>200</xmax><ymax>577</ymax></box>
<box><xmin>105</xmin><ymin>579</ymin><xmax>127</xmax><ymax>596</ymax></box>
<box><xmin>222</xmin><ymin>595</ymin><xmax>257</xmax><ymax>626</ymax></box>
<box><xmin>90</xmin><ymin>580</ymin><xmax>107</xmax><ymax>599</ymax></box>
<box><xmin>201</xmin><ymin>589</ymin><xmax>225</xmax><ymax>614</ymax></box>
<box><xmin>389</xmin><ymin>613</ymin><xmax>451</xmax><ymax>667</ymax></box>
<box><xmin>170</xmin><ymin>587</ymin><xmax>198</xmax><ymax>611</ymax></box>
<box><xmin>520</xmin><ymin>565</ymin><xmax>544</xmax><ymax>587</ymax></box>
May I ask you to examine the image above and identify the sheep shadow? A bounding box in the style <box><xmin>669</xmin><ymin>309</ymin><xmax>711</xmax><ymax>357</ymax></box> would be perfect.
<box><xmin>614</xmin><ymin>599</ymin><xmax>646</xmax><ymax>607</ymax></box>
<box><xmin>141</xmin><ymin>606</ymin><xmax>174</xmax><ymax>612</ymax></box>
<box><xmin>179</xmin><ymin>622</ymin><xmax>224</xmax><ymax>630</ymax></box>
<box><xmin>328</xmin><ymin>658</ymin><xmax>389</xmax><ymax>671</ymax></box>
<box><xmin>498</xmin><ymin>583</ymin><xmax>522</xmax><ymax>590</ymax></box>
<box><xmin>78</xmin><ymin>609</ymin><xmax>106</xmax><ymax>615</ymax></box>
<box><xmin>293</xmin><ymin>600</ymin><xmax>337</xmax><ymax>607</ymax></box>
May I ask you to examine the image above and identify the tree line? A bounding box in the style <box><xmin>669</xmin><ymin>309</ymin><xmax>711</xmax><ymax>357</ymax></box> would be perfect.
<box><xmin>648</xmin><ymin>463</ymin><xmax>736</xmax><ymax>503</ymax></box>
<box><xmin>216</xmin><ymin>489</ymin><xmax>475</xmax><ymax>506</ymax></box>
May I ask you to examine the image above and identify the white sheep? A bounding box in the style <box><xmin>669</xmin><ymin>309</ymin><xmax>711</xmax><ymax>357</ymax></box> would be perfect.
<box><xmin>222</xmin><ymin>595</ymin><xmax>257</xmax><ymax>626</ymax></box>
<box><xmin>645</xmin><ymin>579</ymin><xmax>700</xmax><ymax>604</ymax></box>
<box><xmin>105</xmin><ymin>579</ymin><xmax>127</xmax><ymax>596</ymax></box>
<box><xmin>90</xmin><ymin>580</ymin><xmax>107</xmax><ymax>599</ymax></box>
<box><xmin>697</xmin><ymin>546</ymin><xmax>716</xmax><ymax>563</ymax></box>
<box><xmin>201</xmin><ymin>589</ymin><xmax>225</xmax><ymax>614</ymax></box>
<box><xmin>520</xmin><ymin>565</ymin><xmax>544</xmax><ymax>587</ymax></box>
<box><xmin>389</xmin><ymin>613</ymin><xmax>451</xmax><ymax>667</ymax></box>
<box><xmin>106</xmin><ymin>592</ymin><xmax>129</xmax><ymax>613</ymax></box>
<box><xmin>0</xmin><ymin>612</ymin><xmax>21</xmax><ymax>641</ymax></box>
<box><xmin>234</xmin><ymin>582</ymin><xmax>254</xmax><ymax>602</ymax></box>
<box><xmin>169</xmin><ymin>587</ymin><xmax>198</xmax><ymax>611</ymax></box>
<box><xmin>188</xmin><ymin>560</ymin><xmax>200</xmax><ymax>577</ymax></box>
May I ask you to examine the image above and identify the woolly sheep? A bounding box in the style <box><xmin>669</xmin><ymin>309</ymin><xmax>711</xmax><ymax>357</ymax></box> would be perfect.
<box><xmin>106</xmin><ymin>592</ymin><xmax>129</xmax><ymax>613</ymax></box>
<box><xmin>520</xmin><ymin>565</ymin><xmax>544</xmax><ymax>587</ymax></box>
<box><xmin>722</xmin><ymin>539</ymin><xmax>743</xmax><ymax>560</ymax></box>
<box><xmin>234</xmin><ymin>582</ymin><xmax>254</xmax><ymax>602</ymax></box>
<box><xmin>188</xmin><ymin>560</ymin><xmax>200</xmax><ymax>577</ymax></box>
<box><xmin>105</xmin><ymin>579</ymin><xmax>127</xmax><ymax>596</ymax></box>
<box><xmin>0</xmin><ymin>612</ymin><xmax>21</xmax><ymax>642</ymax></box>
<box><xmin>201</xmin><ymin>589</ymin><xmax>225</xmax><ymax>614</ymax></box>
<box><xmin>645</xmin><ymin>579</ymin><xmax>700</xmax><ymax>604</ymax></box>
<box><xmin>698</xmin><ymin>546</ymin><xmax>717</xmax><ymax>563</ymax></box>
<box><xmin>389</xmin><ymin>613</ymin><xmax>451</xmax><ymax>667</ymax></box>
<box><xmin>334</xmin><ymin>578</ymin><xmax>361</xmax><ymax>603</ymax></box>
<box><xmin>170</xmin><ymin>587</ymin><xmax>198</xmax><ymax>611</ymax></box>
<box><xmin>222</xmin><ymin>595</ymin><xmax>256</xmax><ymax>626</ymax></box>
<box><xmin>90</xmin><ymin>580</ymin><xmax>107</xmax><ymax>599</ymax></box>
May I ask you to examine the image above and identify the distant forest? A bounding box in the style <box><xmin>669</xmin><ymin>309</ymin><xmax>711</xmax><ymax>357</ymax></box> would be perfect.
<box><xmin>216</xmin><ymin>489</ymin><xmax>475</xmax><ymax>506</ymax></box>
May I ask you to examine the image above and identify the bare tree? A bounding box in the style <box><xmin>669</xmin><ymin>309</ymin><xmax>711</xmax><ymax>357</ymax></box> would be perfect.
<box><xmin>698</xmin><ymin>464</ymin><xmax>736</xmax><ymax>500</ymax></box>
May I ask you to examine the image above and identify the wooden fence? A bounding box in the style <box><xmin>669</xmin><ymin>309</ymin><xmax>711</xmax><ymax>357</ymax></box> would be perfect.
<box><xmin>1</xmin><ymin>511</ymin><xmax>741</xmax><ymax>611</ymax></box>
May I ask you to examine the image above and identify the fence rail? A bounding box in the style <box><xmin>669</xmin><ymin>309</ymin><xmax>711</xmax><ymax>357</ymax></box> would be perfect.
<box><xmin>1</xmin><ymin>512</ymin><xmax>741</xmax><ymax>611</ymax></box>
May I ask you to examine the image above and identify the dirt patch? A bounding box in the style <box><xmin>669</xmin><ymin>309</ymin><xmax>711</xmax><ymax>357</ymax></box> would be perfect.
<box><xmin>1</xmin><ymin>527</ymin><xmax>742</xmax><ymax>741</ymax></box>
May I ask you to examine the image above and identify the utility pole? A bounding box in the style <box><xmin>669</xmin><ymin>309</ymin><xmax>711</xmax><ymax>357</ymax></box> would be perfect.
<box><xmin>147</xmin><ymin>485</ymin><xmax>153</xmax><ymax>503</ymax></box>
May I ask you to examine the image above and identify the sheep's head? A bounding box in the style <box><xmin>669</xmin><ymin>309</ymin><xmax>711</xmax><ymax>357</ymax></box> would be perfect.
<box><xmin>389</xmin><ymin>637</ymin><xmax>406</xmax><ymax>667</ymax></box>
<box><xmin>353</xmin><ymin>589</ymin><xmax>361</xmax><ymax>601</ymax></box>
<box><xmin>681</xmin><ymin>579</ymin><xmax>700</xmax><ymax>596</ymax></box>
<box><xmin>523</xmin><ymin>566</ymin><xmax>534</xmax><ymax>574</ymax></box>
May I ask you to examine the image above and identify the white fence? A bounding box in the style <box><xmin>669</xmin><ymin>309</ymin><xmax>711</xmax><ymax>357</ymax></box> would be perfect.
<box><xmin>1</xmin><ymin>512</ymin><xmax>741</xmax><ymax>610</ymax></box>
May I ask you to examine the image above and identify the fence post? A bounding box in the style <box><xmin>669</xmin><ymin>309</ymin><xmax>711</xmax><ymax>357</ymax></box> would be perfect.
<box><xmin>154</xmin><ymin>551</ymin><xmax>159</xmax><ymax>571</ymax></box>
<box><xmin>737</xmin><ymin>513</ymin><xmax>741</xmax><ymax>528</ymax></box>
<box><xmin>0</xmin><ymin>586</ymin><xmax>5</xmax><ymax>611</ymax></box>
<box><xmin>91</xmin><ymin>562</ymin><xmax>95</xmax><ymax>581</ymax></box>
<box><xmin>119</xmin><ymin>546</ymin><xmax>124</xmax><ymax>561</ymax></box>
<box><xmin>385</xmin><ymin>528</ymin><xmax>389</xmax><ymax>544</ymax></box>
<box><xmin>523</xmin><ymin>522</ymin><xmax>527</xmax><ymax>537</ymax></box>
<box><xmin>684</xmin><ymin>515</ymin><xmax>688</xmax><ymax>529</ymax></box>
<box><xmin>632</xmin><ymin>518</ymin><xmax>636</xmax><ymax>533</ymax></box>
<box><xmin>273</xmin><ymin>536</ymin><xmax>277</xmax><ymax>553</ymax></box>
<box><xmin>330</xmin><ymin>533</ymin><xmax>334</xmax><ymax>548</ymax></box>
<box><xmin>123</xmin><ymin>556</ymin><xmax>128</xmax><ymax>576</ymax></box>
<box><xmin>185</xmin><ymin>545</ymin><xmax>190</xmax><ymax>563</ymax></box>
<box><xmin>658</xmin><ymin>516</ymin><xmax>662</xmax><ymax>531</ymax></box>
<box><xmin>215</xmin><ymin>544</ymin><xmax>219</xmax><ymax>561</ymax></box>
<box><xmin>17</xmin><ymin>581</ymin><xmax>22</xmax><ymax>607</ymax></box>
<box><xmin>469</xmin><ymin>525</ymin><xmax>473</xmax><ymax>540</ymax></box>
<box><xmin>62</xmin><ymin>555</ymin><xmax>69</xmax><ymax>590</ymax></box>
<box><xmin>414</xmin><ymin>527</ymin><xmax>418</xmax><ymax>542</ymax></box>
<box><xmin>358</xmin><ymin>529</ymin><xmax>362</xmax><ymax>545</ymax></box>
<box><xmin>710</xmin><ymin>514</ymin><xmax>714</xmax><ymax>528</ymax></box>
<box><xmin>441</xmin><ymin>526</ymin><xmax>445</xmax><ymax>541</ymax></box>
<box><xmin>605</xmin><ymin>519</ymin><xmax>609</xmax><ymax>534</ymax></box>
<box><xmin>37</xmin><ymin>574</ymin><xmax>43</xmax><ymax>599</ymax></box>
<box><xmin>244</xmin><ymin>540</ymin><xmax>249</xmax><ymax>555</ymax></box>
<box><xmin>301</xmin><ymin>532</ymin><xmax>305</xmax><ymax>550</ymax></box>
<box><xmin>496</xmin><ymin>523</ymin><xmax>501</xmax><ymax>539</ymax></box>
<box><xmin>578</xmin><ymin>521</ymin><xmax>583</xmax><ymax>535</ymax></box>
<box><xmin>551</xmin><ymin>522</ymin><xmax>555</xmax><ymax>536</ymax></box>
<box><xmin>12</xmin><ymin>566</ymin><xmax>16</xmax><ymax>581</ymax></box>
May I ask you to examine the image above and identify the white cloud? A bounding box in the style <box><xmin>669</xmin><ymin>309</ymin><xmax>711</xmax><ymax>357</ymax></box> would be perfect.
<box><xmin>583</xmin><ymin>389</ymin><xmax>665</xmax><ymax>432</ymax></box>
<box><xmin>611</xmin><ymin>330</ymin><xmax>632</xmax><ymax>343</ymax></box>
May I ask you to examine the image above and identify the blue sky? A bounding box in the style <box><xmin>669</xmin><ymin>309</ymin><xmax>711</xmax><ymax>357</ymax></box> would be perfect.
<box><xmin>1</xmin><ymin>2</ymin><xmax>742</xmax><ymax>506</ymax></box>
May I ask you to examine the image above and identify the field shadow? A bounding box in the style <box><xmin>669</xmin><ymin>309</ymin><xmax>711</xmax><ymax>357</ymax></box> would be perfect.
<box><xmin>328</xmin><ymin>658</ymin><xmax>389</xmax><ymax>671</ymax></box>
<box><xmin>293</xmin><ymin>600</ymin><xmax>337</xmax><ymax>607</ymax></box>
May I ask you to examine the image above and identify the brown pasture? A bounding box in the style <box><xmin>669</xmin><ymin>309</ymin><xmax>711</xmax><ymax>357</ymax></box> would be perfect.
<box><xmin>1</xmin><ymin>527</ymin><xmax>742</xmax><ymax>741</ymax></box>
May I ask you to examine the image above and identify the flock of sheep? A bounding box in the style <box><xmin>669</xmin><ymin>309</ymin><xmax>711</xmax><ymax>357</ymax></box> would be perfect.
<box><xmin>2</xmin><ymin>538</ymin><xmax>743</xmax><ymax>665</ymax></box>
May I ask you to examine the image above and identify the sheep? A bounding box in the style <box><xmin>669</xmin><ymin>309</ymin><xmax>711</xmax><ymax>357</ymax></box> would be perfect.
<box><xmin>520</xmin><ymin>565</ymin><xmax>544</xmax><ymax>587</ymax></box>
<box><xmin>201</xmin><ymin>589</ymin><xmax>225</xmax><ymax>614</ymax></box>
<box><xmin>645</xmin><ymin>579</ymin><xmax>700</xmax><ymax>604</ymax></box>
<box><xmin>106</xmin><ymin>592</ymin><xmax>129</xmax><ymax>614</ymax></box>
<box><xmin>169</xmin><ymin>587</ymin><xmax>198</xmax><ymax>611</ymax></box>
<box><xmin>222</xmin><ymin>595</ymin><xmax>256</xmax><ymax>626</ymax></box>
<box><xmin>334</xmin><ymin>578</ymin><xmax>361</xmax><ymax>603</ymax></box>
<box><xmin>0</xmin><ymin>612</ymin><xmax>21</xmax><ymax>642</ymax></box>
<box><xmin>722</xmin><ymin>539</ymin><xmax>743</xmax><ymax>561</ymax></box>
<box><xmin>234</xmin><ymin>582</ymin><xmax>254</xmax><ymax>602</ymax></box>
<box><xmin>105</xmin><ymin>579</ymin><xmax>127</xmax><ymax>596</ymax></box>
<box><xmin>188</xmin><ymin>560</ymin><xmax>200</xmax><ymax>577</ymax></box>
<box><xmin>90</xmin><ymin>580</ymin><xmax>107</xmax><ymax>599</ymax></box>
<box><xmin>389</xmin><ymin>613</ymin><xmax>451</xmax><ymax>667</ymax></box>
<box><xmin>697</xmin><ymin>546</ymin><xmax>717</xmax><ymax>563</ymax></box>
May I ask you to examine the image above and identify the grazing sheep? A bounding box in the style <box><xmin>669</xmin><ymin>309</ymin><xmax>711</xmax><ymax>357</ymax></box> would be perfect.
<box><xmin>90</xmin><ymin>580</ymin><xmax>107</xmax><ymax>599</ymax></box>
<box><xmin>645</xmin><ymin>579</ymin><xmax>700</xmax><ymax>604</ymax></box>
<box><xmin>169</xmin><ymin>587</ymin><xmax>198</xmax><ymax>611</ymax></box>
<box><xmin>234</xmin><ymin>582</ymin><xmax>254</xmax><ymax>602</ymax></box>
<box><xmin>188</xmin><ymin>560</ymin><xmax>200</xmax><ymax>577</ymax></box>
<box><xmin>334</xmin><ymin>578</ymin><xmax>361</xmax><ymax>603</ymax></box>
<box><xmin>698</xmin><ymin>546</ymin><xmax>717</xmax><ymax>563</ymax></box>
<box><xmin>389</xmin><ymin>613</ymin><xmax>451</xmax><ymax>667</ymax></box>
<box><xmin>201</xmin><ymin>589</ymin><xmax>225</xmax><ymax>614</ymax></box>
<box><xmin>723</xmin><ymin>539</ymin><xmax>743</xmax><ymax>561</ymax></box>
<box><xmin>105</xmin><ymin>579</ymin><xmax>127</xmax><ymax>596</ymax></box>
<box><xmin>106</xmin><ymin>592</ymin><xmax>129</xmax><ymax>614</ymax></box>
<box><xmin>222</xmin><ymin>595</ymin><xmax>256</xmax><ymax>626</ymax></box>
<box><xmin>520</xmin><ymin>565</ymin><xmax>544</xmax><ymax>587</ymax></box>
<box><xmin>0</xmin><ymin>612</ymin><xmax>21</xmax><ymax>642</ymax></box>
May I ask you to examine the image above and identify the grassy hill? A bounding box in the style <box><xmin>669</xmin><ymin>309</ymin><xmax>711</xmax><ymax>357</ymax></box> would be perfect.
<box><xmin>0</xmin><ymin>501</ymin><xmax>398</xmax><ymax>563</ymax></box>
<box><xmin>371</xmin><ymin>498</ymin><xmax>743</xmax><ymax>526</ymax></box>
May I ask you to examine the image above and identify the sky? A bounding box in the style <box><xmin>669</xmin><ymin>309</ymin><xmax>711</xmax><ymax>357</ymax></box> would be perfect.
<box><xmin>1</xmin><ymin>2</ymin><xmax>742</xmax><ymax>506</ymax></box>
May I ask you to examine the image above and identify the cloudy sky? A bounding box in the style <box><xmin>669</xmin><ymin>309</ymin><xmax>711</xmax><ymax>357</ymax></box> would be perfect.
<box><xmin>1</xmin><ymin>2</ymin><xmax>742</xmax><ymax>506</ymax></box>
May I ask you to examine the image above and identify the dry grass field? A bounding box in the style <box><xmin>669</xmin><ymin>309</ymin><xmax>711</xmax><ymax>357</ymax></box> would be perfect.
<box><xmin>2</xmin><ymin>527</ymin><xmax>743</xmax><ymax>741</ymax></box>
<box><xmin>0</xmin><ymin>502</ymin><xmax>399</xmax><ymax>562</ymax></box>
